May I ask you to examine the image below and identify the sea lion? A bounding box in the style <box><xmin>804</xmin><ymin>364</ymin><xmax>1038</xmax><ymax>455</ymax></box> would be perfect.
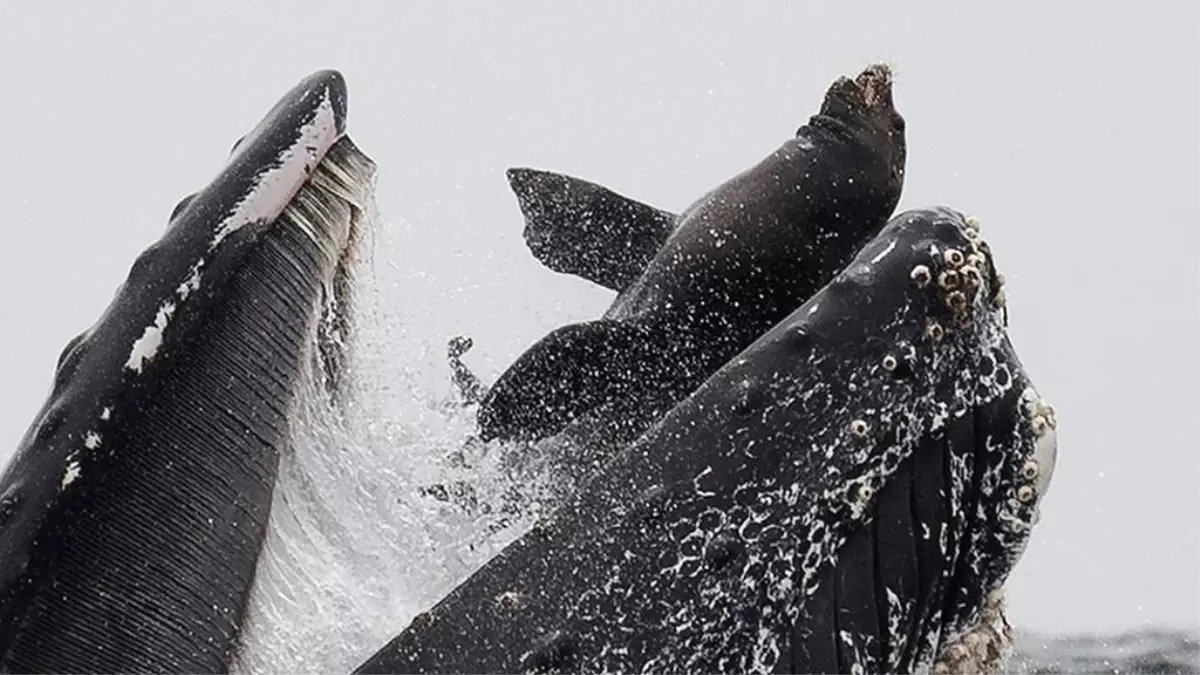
<box><xmin>476</xmin><ymin>64</ymin><xmax>907</xmax><ymax>472</ymax></box>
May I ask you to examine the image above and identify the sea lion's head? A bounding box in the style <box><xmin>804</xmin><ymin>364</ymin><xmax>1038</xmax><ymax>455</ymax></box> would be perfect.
<box><xmin>809</xmin><ymin>63</ymin><xmax>907</xmax><ymax>191</ymax></box>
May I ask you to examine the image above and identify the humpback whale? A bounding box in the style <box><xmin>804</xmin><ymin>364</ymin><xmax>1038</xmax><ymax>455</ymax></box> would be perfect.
<box><xmin>354</xmin><ymin>207</ymin><xmax>1057</xmax><ymax>674</ymax></box>
<box><xmin>0</xmin><ymin>70</ymin><xmax>375</xmax><ymax>672</ymax></box>
<box><xmin>0</xmin><ymin>63</ymin><xmax>1056</xmax><ymax>675</ymax></box>
<box><xmin>474</xmin><ymin>64</ymin><xmax>906</xmax><ymax>466</ymax></box>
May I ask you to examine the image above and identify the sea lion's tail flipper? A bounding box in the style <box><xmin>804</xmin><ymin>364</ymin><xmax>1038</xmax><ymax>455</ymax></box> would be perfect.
<box><xmin>506</xmin><ymin>168</ymin><xmax>676</xmax><ymax>292</ymax></box>
<box><xmin>476</xmin><ymin>319</ymin><xmax>652</xmax><ymax>443</ymax></box>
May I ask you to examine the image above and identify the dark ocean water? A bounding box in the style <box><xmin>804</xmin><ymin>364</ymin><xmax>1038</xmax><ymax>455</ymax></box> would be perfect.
<box><xmin>1013</xmin><ymin>629</ymin><xmax>1199</xmax><ymax>674</ymax></box>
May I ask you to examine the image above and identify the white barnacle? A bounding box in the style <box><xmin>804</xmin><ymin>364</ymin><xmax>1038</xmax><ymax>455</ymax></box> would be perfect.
<box><xmin>910</xmin><ymin>264</ymin><xmax>932</xmax><ymax>288</ymax></box>
<box><xmin>945</xmin><ymin>290</ymin><xmax>968</xmax><ymax>312</ymax></box>
<box><xmin>494</xmin><ymin>590</ymin><xmax>526</xmax><ymax>612</ymax></box>
<box><xmin>964</xmin><ymin>215</ymin><xmax>981</xmax><ymax>232</ymax></box>
<box><xmin>881</xmin><ymin>354</ymin><xmax>898</xmax><ymax>372</ymax></box>
<box><xmin>1031</xmin><ymin>414</ymin><xmax>1048</xmax><ymax>436</ymax></box>
<box><xmin>925</xmin><ymin>319</ymin><xmax>945</xmax><ymax>342</ymax></box>
<box><xmin>849</xmin><ymin>419</ymin><xmax>869</xmax><ymax>438</ymax></box>
<box><xmin>1036</xmin><ymin>400</ymin><xmax>1058</xmax><ymax>430</ymax></box>
<box><xmin>943</xmin><ymin>248</ymin><xmax>965</xmax><ymax>268</ymax></box>
<box><xmin>856</xmin><ymin>483</ymin><xmax>874</xmax><ymax>503</ymax></box>
<box><xmin>1021</xmin><ymin>459</ymin><xmax>1039</xmax><ymax>481</ymax></box>
<box><xmin>1023</xmin><ymin>391</ymin><xmax>1058</xmax><ymax>462</ymax></box>
<box><xmin>938</xmin><ymin>269</ymin><xmax>962</xmax><ymax>292</ymax></box>
<box><xmin>410</xmin><ymin>611</ymin><xmax>436</xmax><ymax>628</ymax></box>
<box><xmin>1016</xmin><ymin>485</ymin><xmax>1036</xmax><ymax>504</ymax></box>
<box><xmin>961</xmin><ymin>265</ymin><xmax>982</xmax><ymax>289</ymax></box>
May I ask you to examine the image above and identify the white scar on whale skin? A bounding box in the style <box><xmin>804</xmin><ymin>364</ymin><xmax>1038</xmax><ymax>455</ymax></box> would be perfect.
<box><xmin>124</xmin><ymin>301</ymin><xmax>176</xmax><ymax>373</ymax></box>
<box><xmin>870</xmin><ymin>238</ymin><xmax>897</xmax><ymax>264</ymax></box>
<box><xmin>60</xmin><ymin>456</ymin><xmax>82</xmax><ymax>490</ymax></box>
<box><xmin>177</xmin><ymin>260</ymin><xmax>204</xmax><ymax>301</ymax></box>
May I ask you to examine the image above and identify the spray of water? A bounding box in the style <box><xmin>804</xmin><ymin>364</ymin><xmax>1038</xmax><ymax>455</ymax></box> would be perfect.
<box><xmin>229</xmin><ymin>146</ymin><xmax>547</xmax><ymax>673</ymax></box>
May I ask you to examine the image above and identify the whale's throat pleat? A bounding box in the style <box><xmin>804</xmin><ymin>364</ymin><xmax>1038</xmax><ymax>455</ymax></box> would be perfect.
<box><xmin>1</xmin><ymin>137</ymin><xmax>374</xmax><ymax>674</ymax></box>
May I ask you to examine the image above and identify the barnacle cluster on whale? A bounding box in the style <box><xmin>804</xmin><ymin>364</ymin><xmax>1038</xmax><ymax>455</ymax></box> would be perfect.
<box><xmin>0</xmin><ymin>64</ymin><xmax>1056</xmax><ymax>675</ymax></box>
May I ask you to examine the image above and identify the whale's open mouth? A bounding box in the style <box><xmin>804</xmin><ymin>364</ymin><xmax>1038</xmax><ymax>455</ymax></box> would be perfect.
<box><xmin>0</xmin><ymin>70</ymin><xmax>376</xmax><ymax>673</ymax></box>
<box><xmin>0</xmin><ymin>65</ymin><xmax>1055</xmax><ymax>675</ymax></box>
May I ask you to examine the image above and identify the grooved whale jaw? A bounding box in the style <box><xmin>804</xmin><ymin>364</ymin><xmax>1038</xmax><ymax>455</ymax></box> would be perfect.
<box><xmin>0</xmin><ymin>70</ymin><xmax>376</xmax><ymax>673</ymax></box>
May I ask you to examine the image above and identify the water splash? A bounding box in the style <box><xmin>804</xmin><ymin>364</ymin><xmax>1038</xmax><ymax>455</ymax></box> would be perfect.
<box><xmin>231</xmin><ymin>181</ymin><xmax>544</xmax><ymax>674</ymax></box>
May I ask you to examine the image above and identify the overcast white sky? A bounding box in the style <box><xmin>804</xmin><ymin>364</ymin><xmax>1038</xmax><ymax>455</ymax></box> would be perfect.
<box><xmin>0</xmin><ymin>3</ymin><xmax>1195</xmax><ymax>635</ymax></box>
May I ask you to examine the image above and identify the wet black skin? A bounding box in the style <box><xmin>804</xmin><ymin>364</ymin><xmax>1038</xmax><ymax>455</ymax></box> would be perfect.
<box><xmin>0</xmin><ymin>70</ymin><xmax>352</xmax><ymax>673</ymax></box>
<box><xmin>478</xmin><ymin>65</ymin><xmax>907</xmax><ymax>468</ymax></box>
<box><xmin>354</xmin><ymin>208</ymin><xmax>1042</xmax><ymax>675</ymax></box>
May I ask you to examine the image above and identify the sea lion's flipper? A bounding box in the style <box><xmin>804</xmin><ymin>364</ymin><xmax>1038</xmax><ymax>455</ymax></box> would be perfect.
<box><xmin>447</xmin><ymin>335</ymin><xmax>487</xmax><ymax>405</ymax></box>
<box><xmin>477</xmin><ymin>319</ymin><xmax>653</xmax><ymax>443</ymax></box>
<box><xmin>506</xmin><ymin>168</ymin><xmax>676</xmax><ymax>292</ymax></box>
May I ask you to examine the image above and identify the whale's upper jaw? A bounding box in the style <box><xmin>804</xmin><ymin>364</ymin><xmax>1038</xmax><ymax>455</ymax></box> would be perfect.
<box><xmin>0</xmin><ymin>69</ymin><xmax>373</xmax><ymax>672</ymax></box>
<box><xmin>798</xmin><ymin>206</ymin><xmax>1057</xmax><ymax>672</ymax></box>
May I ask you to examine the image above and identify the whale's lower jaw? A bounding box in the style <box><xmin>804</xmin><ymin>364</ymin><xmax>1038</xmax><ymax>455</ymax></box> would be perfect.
<box><xmin>0</xmin><ymin>137</ymin><xmax>375</xmax><ymax>674</ymax></box>
<box><xmin>0</xmin><ymin>68</ymin><xmax>378</xmax><ymax>672</ymax></box>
